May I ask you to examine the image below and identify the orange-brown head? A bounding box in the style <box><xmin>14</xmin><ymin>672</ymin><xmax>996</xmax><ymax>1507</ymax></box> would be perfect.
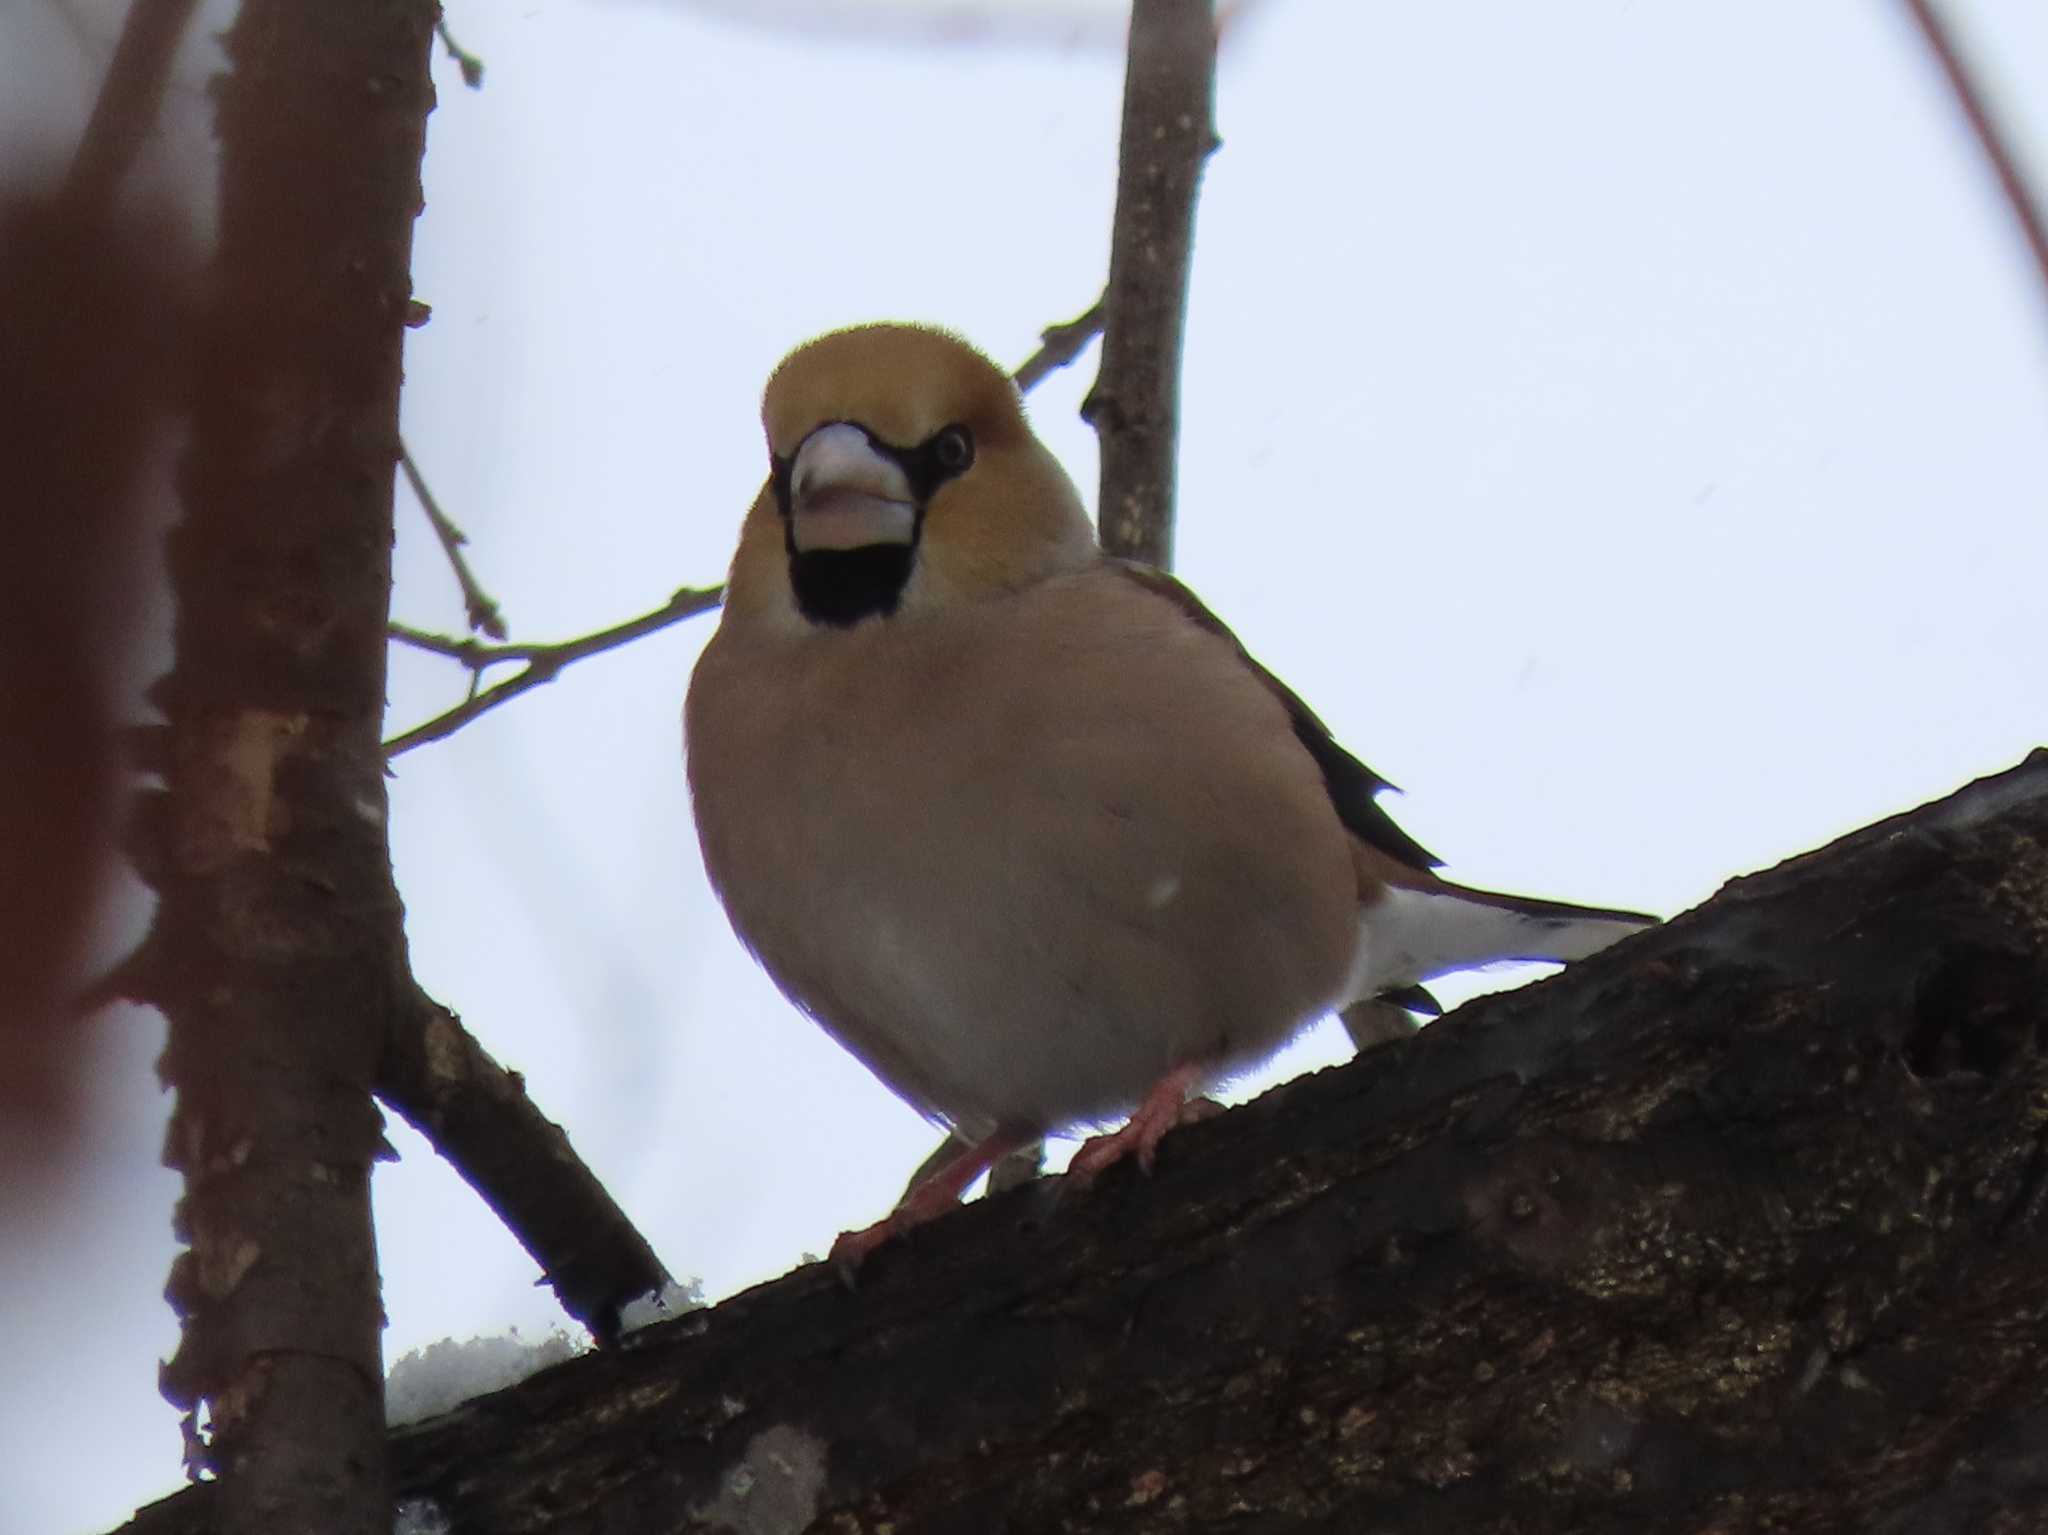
<box><xmin>723</xmin><ymin>324</ymin><xmax>1094</xmax><ymax>633</ymax></box>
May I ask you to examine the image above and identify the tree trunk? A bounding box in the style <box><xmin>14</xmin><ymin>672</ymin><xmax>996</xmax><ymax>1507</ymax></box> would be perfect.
<box><xmin>118</xmin><ymin>751</ymin><xmax>2048</xmax><ymax>1532</ymax></box>
<box><xmin>136</xmin><ymin>4</ymin><xmax>438</xmax><ymax>1531</ymax></box>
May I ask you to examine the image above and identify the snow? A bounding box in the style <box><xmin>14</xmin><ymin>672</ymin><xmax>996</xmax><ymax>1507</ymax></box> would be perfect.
<box><xmin>385</xmin><ymin>1328</ymin><xmax>584</xmax><ymax>1427</ymax></box>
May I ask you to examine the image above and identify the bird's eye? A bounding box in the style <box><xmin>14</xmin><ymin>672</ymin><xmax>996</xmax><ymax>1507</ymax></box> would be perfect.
<box><xmin>930</xmin><ymin>424</ymin><xmax>974</xmax><ymax>475</ymax></box>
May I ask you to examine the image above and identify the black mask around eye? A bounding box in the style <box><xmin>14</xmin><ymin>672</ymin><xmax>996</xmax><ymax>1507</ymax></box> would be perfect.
<box><xmin>778</xmin><ymin>421</ymin><xmax>976</xmax><ymax>627</ymax></box>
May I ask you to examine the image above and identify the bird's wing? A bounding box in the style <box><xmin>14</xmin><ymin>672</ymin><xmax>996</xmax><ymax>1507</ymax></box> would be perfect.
<box><xmin>1107</xmin><ymin>559</ymin><xmax>1441</xmax><ymax>876</ymax></box>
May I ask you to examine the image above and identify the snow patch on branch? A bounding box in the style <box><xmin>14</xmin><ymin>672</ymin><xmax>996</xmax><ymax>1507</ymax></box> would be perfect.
<box><xmin>386</xmin><ymin>1327</ymin><xmax>583</xmax><ymax>1426</ymax></box>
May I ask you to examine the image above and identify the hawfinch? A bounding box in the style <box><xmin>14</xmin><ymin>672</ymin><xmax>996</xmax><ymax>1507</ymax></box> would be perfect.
<box><xmin>686</xmin><ymin>324</ymin><xmax>1654</xmax><ymax>1265</ymax></box>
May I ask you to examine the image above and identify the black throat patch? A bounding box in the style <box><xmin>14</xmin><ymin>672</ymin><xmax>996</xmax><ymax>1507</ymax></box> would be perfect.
<box><xmin>771</xmin><ymin>429</ymin><xmax>927</xmax><ymax>628</ymax></box>
<box><xmin>786</xmin><ymin>544</ymin><xmax>917</xmax><ymax>627</ymax></box>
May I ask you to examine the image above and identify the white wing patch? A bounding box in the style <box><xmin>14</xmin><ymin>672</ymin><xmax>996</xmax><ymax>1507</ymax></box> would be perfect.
<box><xmin>1341</xmin><ymin>884</ymin><xmax>1647</xmax><ymax>1006</ymax></box>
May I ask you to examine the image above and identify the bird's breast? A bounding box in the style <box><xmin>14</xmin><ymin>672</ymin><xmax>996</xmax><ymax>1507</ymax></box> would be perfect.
<box><xmin>684</xmin><ymin>571</ymin><xmax>1359</xmax><ymax>1133</ymax></box>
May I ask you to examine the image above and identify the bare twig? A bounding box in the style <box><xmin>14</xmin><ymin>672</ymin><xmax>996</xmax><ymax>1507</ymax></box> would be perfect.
<box><xmin>399</xmin><ymin>439</ymin><xmax>507</xmax><ymax>639</ymax></box>
<box><xmin>388</xmin><ymin>621</ymin><xmax>544</xmax><ymax>667</ymax></box>
<box><xmin>383</xmin><ymin>582</ymin><xmax>724</xmax><ymax>757</ymax></box>
<box><xmin>378</xmin><ymin>986</ymin><xmax>672</xmax><ymax>1345</ymax></box>
<box><xmin>1011</xmin><ymin>296</ymin><xmax>1106</xmax><ymax>392</ymax></box>
<box><xmin>436</xmin><ymin>15</ymin><xmax>485</xmax><ymax>89</ymax></box>
<box><xmin>1083</xmin><ymin>0</ymin><xmax>1218</xmax><ymax>567</ymax></box>
<box><xmin>385</xmin><ymin>285</ymin><xmax>1105</xmax><ymax>755</ymax></box>
<box><xmin>61</xmin><ymin>0</ymin><xmax>202</xmax><ymax>218</ymax></box>
<box><xmin>1901</xmin><ymin>0</ymin><xmax>2048</xmax><ymax>324</ymax></box>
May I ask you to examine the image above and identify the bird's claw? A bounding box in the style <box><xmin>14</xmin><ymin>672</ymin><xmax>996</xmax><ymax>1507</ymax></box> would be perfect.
<box><xmin>1067</xmin><ymin>1070</ymin><xmax>1221</xmax><ymax>1187</ymax></box>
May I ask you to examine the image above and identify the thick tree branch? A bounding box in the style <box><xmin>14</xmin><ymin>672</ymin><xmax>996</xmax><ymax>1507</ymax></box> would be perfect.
<box><xmin>138</xmin><ymin>4</ymin><xmax>437</xmax><ymax>1529</ymax></box>
<box><xmin>377</xmin><ymin>985</ymin><xmax>674</xmax><ymax>1345</ymax></box>
<box><xmin>1084</xmin><ymin>0</ymin><xmax>1218</xmax><ymax>566</ymax></box>
<box><xmin>119</xmin><ymin>755</ymin><xmax>2048</xmax><ymax>1533</ymax></box>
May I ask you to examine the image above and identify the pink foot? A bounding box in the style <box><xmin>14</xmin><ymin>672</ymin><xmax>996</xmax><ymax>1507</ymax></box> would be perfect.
<box><xmin>1067</xmin><ymin>1063</ymin><xmax>1218</xmax><ymax>1186</ymax></box>
<box><xmin>827</xmin><ymin>1129</ymin><xmax>1026</xmax><ymax>1277</ymax></box>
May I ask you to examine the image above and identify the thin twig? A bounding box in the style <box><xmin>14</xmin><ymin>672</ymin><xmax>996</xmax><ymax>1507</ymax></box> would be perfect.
<box><xmin>1900</xmin><ymin>0</ymin><xmax>2048</xmax><ymax>322</ymax></box>
<box><xmin>436</xmin><ymin>15</ymin><xmax>486</xmax><ymax>89</ymax></box>
<box><xmin>383</xmin><ymin>583</ymin><xmax>724</xmax><ymax>757</ymax></box>
<box><xmin>389</xmin><ymin>621</ymin><xmax>546</xmax><ymax>667</ymax></box>
<box><xmin>387</xmin><ymin>289</ymin><xmax>1105</xmax><ymax>757</ymax></box>
<box><xmin>1012</xmin><ymin>296</ymin><xmax>1106</xmax><ymax>392</ymax></box>
<box><xmin>399</xmin><ymin>438</ymin><xmax>508</xmax><ymax>639</ymax></box>
<box><xmin>1083</xmin><ymin>0</ymin><xmax>1219</xmax><ymax>568</ymax></box>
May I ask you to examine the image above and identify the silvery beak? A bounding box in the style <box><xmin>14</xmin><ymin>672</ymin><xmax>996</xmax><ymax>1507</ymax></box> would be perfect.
<box><xmin>788</xmin><ymin>423</ymin><xmax>917</xmax><ymax>552</ymax></box>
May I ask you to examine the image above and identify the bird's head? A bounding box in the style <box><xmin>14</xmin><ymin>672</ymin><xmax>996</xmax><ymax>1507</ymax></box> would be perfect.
<box><xmin>724</xmin><ymin>324</ymin><xmax>1095</xmax><ymax>631</ymax></box>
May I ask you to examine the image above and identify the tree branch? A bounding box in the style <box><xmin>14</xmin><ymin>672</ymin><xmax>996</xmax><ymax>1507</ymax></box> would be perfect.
<box><xmin>377</xmin><ymin>985</ymin><xmax>674</xmax><ymax>1345</ymax></box>
<box><xmin>383</xmin><ymin>583</ymin><xmax>724</xmax><ymax>757</ymax></box>
<box><xmin>1011</xmin><ymin>294</ymin><xmax>1106</xmax><ymax>392</ymax></box>
<box><xmin>141</xmin><ymin>3</ymin><xmax>439</xmax><ymax>1528</ymax></box>
<box><xmin>435</xmin><ymin>14</ymin><xmax>485</xmax><ymax>89</ymax></box>
<box><xmin>1084</xmin><ymin>0</ymin><xmax>1218</xmax><ymax>566</ymax></box>
<box><xmin>1902</xmin><ymin>0</ymin><xmax>2048</xmax><ymax>324</ymax></box>
<box><xmin>116</xmin><ymin>754</ymin><xmax>2048</xmax><ymax>1534</ymax></box>
<box><xmin>399</xmin><ymin>439</ymin><xmax>507</xmax><ymax>640</ymax></box>
<box><xmin>61</xmin><ymin>0</ymin><xmax>202</xmax><ymax>218</ymax></box>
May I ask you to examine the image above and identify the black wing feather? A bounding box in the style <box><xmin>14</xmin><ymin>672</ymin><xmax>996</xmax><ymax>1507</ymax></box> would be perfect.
<box><xmin>1109</xmin><ymin>560</ymin><xmax>1441</xmax><ymax>875</ymax></box>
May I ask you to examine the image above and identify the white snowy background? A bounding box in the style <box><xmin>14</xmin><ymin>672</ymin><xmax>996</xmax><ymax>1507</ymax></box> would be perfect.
<box><xmin>5</xmin><ymin>0</ymin><xmax>2046</xmax><ymax>1530</ymax></box>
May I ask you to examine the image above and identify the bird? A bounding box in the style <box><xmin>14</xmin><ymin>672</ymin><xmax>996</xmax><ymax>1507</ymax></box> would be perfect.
<box><xmin>685</xmin><ymin>322</ymin><xmax>1654</xmax><ymax>1267</ymax></box>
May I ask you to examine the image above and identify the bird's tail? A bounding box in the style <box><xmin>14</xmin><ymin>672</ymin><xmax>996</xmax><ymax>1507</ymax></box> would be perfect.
<box><xmin>1342</xmin><ymin>879</ymin><xmax>1655</xmax><ymax>1006</ymax></box>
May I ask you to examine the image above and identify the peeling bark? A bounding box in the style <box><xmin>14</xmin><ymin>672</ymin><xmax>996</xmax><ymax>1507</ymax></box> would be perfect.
<box><xmin>118</xmin><ymin>753</ymin><xmax>2048</xmax><ymax>1533</ymax></box>
<box><xmin>138</xmin><ymin>3</ymin><xmax>438</xmax><ymax>1531</ymax></box>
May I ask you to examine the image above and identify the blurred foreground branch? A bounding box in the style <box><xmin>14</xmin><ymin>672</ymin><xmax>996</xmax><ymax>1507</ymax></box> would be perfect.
<box><xmin>1901</xmin><ymin>0</ymin><xmax>2048</xmax><ymax>327</ymax></box>
<box><xmin>62</xmin><ymin>0</ymin><xmax>201</xmax><ymax>215</ymax></box>
<box><xmin>2</xmin><ymin>0</ymin><xmax>196</xmax><ymax>1187</ymax></box>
